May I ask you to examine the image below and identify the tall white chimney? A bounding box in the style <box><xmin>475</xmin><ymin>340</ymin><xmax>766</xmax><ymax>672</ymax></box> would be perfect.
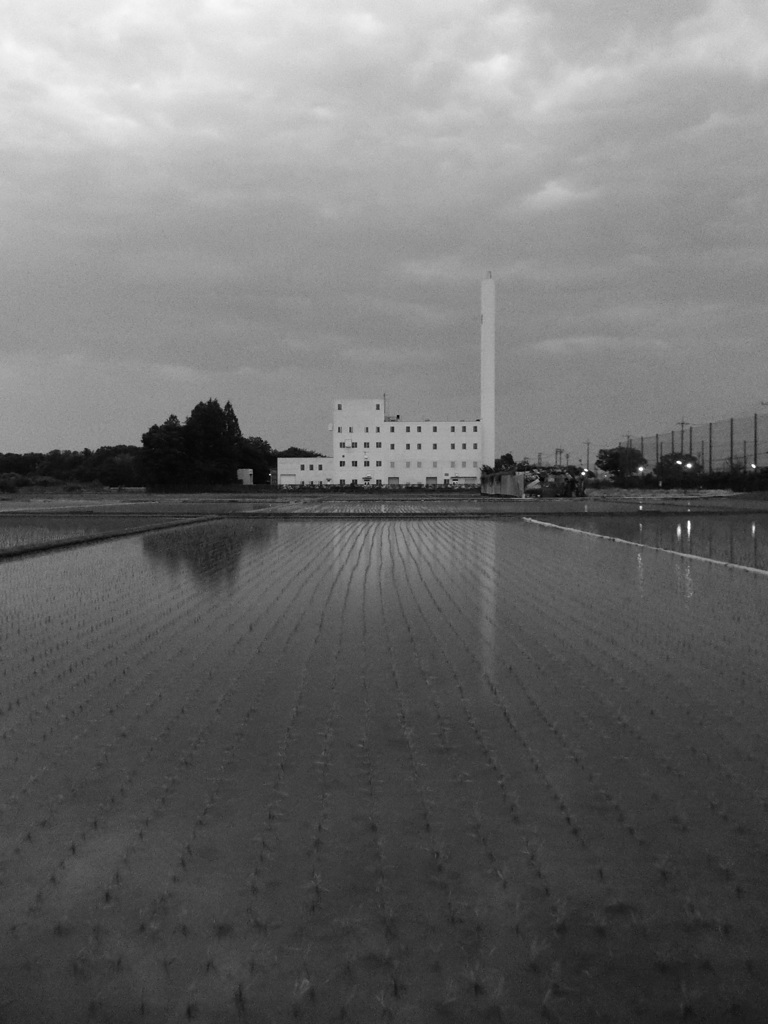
<box><xmin>480</xmin><ymin>272</ymin><xmax>496</xmax><ymax>468</ymax></box>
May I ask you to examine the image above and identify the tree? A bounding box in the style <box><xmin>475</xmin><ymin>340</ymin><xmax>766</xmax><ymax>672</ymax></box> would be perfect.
<box><xmin>238</xmin><ymin>436</ymin><xmax>273</xmax><ymax>484</ymax></box>
<box><xmin>655</xmin><ymin>452</ymin><xmax>703</xmax><ymax>487</ymax></box>
<box><xmin>494</xmin><ymin>452</ymin><xmax>516</xmax><ymax>470</ymax></box>
<box><xmin>184</xmin><ymin>398</ymin><xmax>242</xmax><ymax>486</ymax></box>
<box><xmin>595</xmin><ymin>445</ymin><xmax>647</xmax><ymax>482</ymax></box>
<box><xmin>141</xmin><ymin>415</ymin><xmax>187</xmax><ymax>488</ymax></box>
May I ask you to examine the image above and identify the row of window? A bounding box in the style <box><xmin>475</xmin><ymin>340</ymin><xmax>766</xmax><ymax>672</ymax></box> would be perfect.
<box><xmin>337</xmin><ymin>424</ymin><xmax>478</xmax><ymax>434</ymax></box>
<box><xmin>339</xmin><ymin>460</ymin><xmax>478</xmax><ymax>469</ymax></box>
<box><xmin>340</xmin><ymin>442</ymin><xmax>478</xmax><ymax>451</ymax></box>
<box><xmin>299</xmin><ymin>464</ymin><xmax>323</xmax><ymax>471</ymax></box>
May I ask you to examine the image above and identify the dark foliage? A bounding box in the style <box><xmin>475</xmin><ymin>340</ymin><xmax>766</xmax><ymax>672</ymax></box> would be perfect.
<box><xmin>595</xmin><ymin>445</ymin><xmax>647</xmax><ymax>481</ymax></box>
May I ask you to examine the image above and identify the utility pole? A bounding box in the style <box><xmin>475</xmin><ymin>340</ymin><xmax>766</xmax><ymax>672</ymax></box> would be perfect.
<box><xmin>677</xmin><ymin>420</ymin><xmax>688</xmax><ymax>455</ymax></box>
<box><xmin>583</xmin><ymin>439</ymin><xmax>591</xmax><ymax>470</ymax></box>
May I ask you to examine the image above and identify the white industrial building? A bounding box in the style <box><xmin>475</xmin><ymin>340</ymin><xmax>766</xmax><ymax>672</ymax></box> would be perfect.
<box><xmin>278</xmin><ymin>274</ymin><xmax>497</xmax><ymax>488</ymax></box>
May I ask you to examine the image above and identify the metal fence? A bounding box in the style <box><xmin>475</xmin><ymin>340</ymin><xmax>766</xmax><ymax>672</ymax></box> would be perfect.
<box><xmin>627</xmin><ymin>413</ymin><xmax>768</xmax><ymax>473</ymax></box>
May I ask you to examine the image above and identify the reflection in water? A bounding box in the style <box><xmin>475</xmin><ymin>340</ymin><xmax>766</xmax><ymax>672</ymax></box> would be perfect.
<box><xmin>635</xmin><ymin>549</ymin><xmax>645</xmax><ymax>595</ymax></box>
<box><xmin>550</xmin><ymin>514</ymin><xmax>768</xmax><ymax>571</ymax></box>
<box><xmin>479</xmin><ymin>521</ymin><xmax>497</xmax><ymax>683</ymax></box>
<box><xmin>674</xmin><ymin>558</ymin><xmax>695</xmax><ymax>600</ymax></box>
<box><xmin>142</xmin><ymin>520</ymin><xmax>278</xmax><ymax>590</ymax></box>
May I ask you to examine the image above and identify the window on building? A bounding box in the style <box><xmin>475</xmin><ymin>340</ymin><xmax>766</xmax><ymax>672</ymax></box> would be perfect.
<box><xmin>375</xmin><ymin>442</ymin><xmax>381</xmax><ymax>448</ymax></box>
<box><xmin>364</xmin><ymin>460</ymin><xmax>370</xmax><ymax>467</ymax></box>
<box><xmin>451</xmin><ymin>425</ymin><xmax>455</xmax><ymax>432</ymax></box>
<box><xmin>450</xmin><ymin>461</ymin><xmax>456</xmax><ymax>468</ymax></box>
<box><xmin>405</xmin><ymin>426</ymin><xmax>410</xmax><ymax>432</ymax></box>
<box><xmin>376</xmin><ymin>478</ymin><xmax>382</xmax><ymax>485</ymax></box>
<box><xmin>318</xmin><ymin>464</ymin><xmax>322</xmax><ymax>470</ymax></box>
<box><xmin>433</xmin><ymin>425</ymin><xmax>437</xmax><ymax>432</ymax></box>
<box><xmin>375</xmin><ymin>426</ymin><xmax>380</xmax><ymax>433</ymax></box>
<box><xmin>432</xmin><ymin>461</ymin><xmax>437</xmax><ymax>468</ymax></box>
<box><xmin>351</xmin><ymin>479</ymin><xmax>358</xmax><ymax>485</ymax></box>
<box><xmin>390</xmin><ymin>461</ymin><xmax>395</xmax><ymax>468</ymax></box>
<box><xmin>405</xmin><ymin>461</ymin><xmax>411</xmax><ymax>468</ymax></box>
<box><xmin>390</xmin><ymin>426</ymin><xmax>395</xmax><ymax>433</ymax></box>
<box><xmin>451</xmin><ymin>443</ymin><xmax>455</xmax><ymax>450</ymax></box>
<box><xmin>349</xmin><ymin>427</ymin><xmax>353</xmax><ymax>432</ymax></box>
<box><xmin>337</xmin><ymin>403</ymin><xmax>342</xmax><ymax>411</ymax></box>
<box><xmin>462</xmin><ymin>461</ymin><xmax>466</xmax><ymax>468</ymax></box>
<box><xmin>309</xmin><ymin>464</ymin><xmax>314</xmax><ymax>470</ymax></box>
<box><xmin>340</xmin><ymin>479</ymin><xmax>345</xmax><ymax>485</ymax></box>
<box><xmin>462</xmin><ymin>425</ymin><xmax>466</xmax><ymax>432</ymax></box>
<box><xmin>375</xmin><ymin>403</ymin><xmax>380</xmax><ymax>410</ymax></box>
<box><xmin>472</xmin><ymin>461</ymin><xmax>478</xmax><ymax>468</ymax></box>
<box><xmin>472</xmin><ymin>443</ymin><xmax>477</xmax><ymax>449</ymax></box>
<box><xmin>416</xmin><ymin>444</ymin><xmax>421</xmax><ymax>450</ymax></box>
<box><xmin>462</xmin><ymin>444</ymin><xmax>466</xmax><ymax>450</ymax></box>
<box><xmin>390</xmin><ymin>444</ymin><xmax>395</xmax><ymax>450</ymax></box>
<box><xmin>417</xmin><ymin>461</ymin><xmax>422</xmax><ymax>468</ymax></box>
<box><xmin>376</xmin><ymin>460</ymin><xmax>382</xmax><ymax>467</ymax></box>
<box><xmin>405</xmin><ymin>443</ymin><xmax>410</xmax><ymax>450</ymax></box>
<box><xmin>432</xmin><ymin>444</ymin><xmax>437</xmax><ymax>450</ymax></box>
<box><xmin>351</xmin><ymin>442</ymin><xmax>357</xmax><ymax>448</ymax></box>
<box><xmin>416</xmin><ymin>426</ymin><xmax>421</xmax><ymax>432</ymax></box>
<box><xmin>364</xmin><ymin>442</ymin><xmax>370</xmax><ymax>448</ymax></box>
<box><xmin>339</xmin><ymin>441</ymin><xmax>345</xmax><ymax>448</ymax></box>
<box><xmin>340</xmin><ymin>461</ymin><xmax>346</xmax><ymax>467</ymax></box>
<box><xmin>352</xmin><ymin>460</ymin><xmax>358</xmax><ymax>467</ymax></box>
<box><xmin>337</xmin><ymin>426</ymin><xmax>342</xmax><ymax>433</ymax></box>
<box><xmin>300</xmin><ymin>464</ymin><xmax>305</xmax><ymax>470</ymax></box>
<box><xmin>473</xmin><ymin>425</ymin><xmax>478</xmax><ymax>432</ymax></box>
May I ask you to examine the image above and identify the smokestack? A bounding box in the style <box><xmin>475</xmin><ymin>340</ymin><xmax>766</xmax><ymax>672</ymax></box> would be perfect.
<box><xmin>481</xmin><ymin>272</ymin><xmax>496</xmax><ymax>468</ymax></box>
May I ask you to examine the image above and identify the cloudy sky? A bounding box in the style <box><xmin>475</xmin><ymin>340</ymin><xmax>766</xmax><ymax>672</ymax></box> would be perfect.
<box><xmin>3</xmin><ymin>0</ymin><xmax>768</xmax><ymax>463</ymax></box>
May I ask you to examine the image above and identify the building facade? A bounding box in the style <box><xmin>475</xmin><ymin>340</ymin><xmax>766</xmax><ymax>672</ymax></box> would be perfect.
<box><xmin>277</xmin><ymin>456</ymin><xmax>333</xmax><ymax>487</ymax></box>
<box><xmin>277</xmin><ymin>399</ymin><xmax>483</xmax><ymax>487</ymax></box>
<box><xmin>332</xmin><ymin>398</ymin><xmax>482</xmax><ymax>487</ymax></box>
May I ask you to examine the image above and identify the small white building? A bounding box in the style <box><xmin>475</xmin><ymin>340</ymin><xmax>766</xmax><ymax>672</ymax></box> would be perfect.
<box><xmin>277</xmin><ymin>457</ymin><xmax>333</xmax><ymax>488</ymax></box>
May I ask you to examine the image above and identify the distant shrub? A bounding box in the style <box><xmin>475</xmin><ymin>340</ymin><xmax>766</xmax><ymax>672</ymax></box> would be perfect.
<box><xmin>0</xmin><ymin>473</ymin><xmax>18</xmax><ymax>492</ymax></box>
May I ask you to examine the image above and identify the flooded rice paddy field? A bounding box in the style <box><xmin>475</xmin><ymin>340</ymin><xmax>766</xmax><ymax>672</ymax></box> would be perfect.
<box><xmin>1</xmin><ymin>516</ymin><xmax>768</xmax><ymax>1021</ymax></box>
<box><xmin>0</xmin><ymin>514</ymin><xmax>201</xmax><ymax>554</ymax></box>
<box><xmin>535</xmin><ymin>513</ymin><xmax>768</xmax><ymax>571</ymax></box>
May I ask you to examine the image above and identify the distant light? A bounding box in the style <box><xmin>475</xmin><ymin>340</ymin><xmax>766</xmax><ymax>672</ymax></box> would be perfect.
<box><xmin>685</xmin><ymin>462</ymin><xmax>693</xmax><ymax>469</ymax></box>
<box><xmin>751</xmin><ymin>463</ymin><xmax>757</xmax><ymax>470</ymax></box>
<box><xmin>675</xmin><ymin>460</ymin><xmax>683</xmax><ymax>465</ymax></box>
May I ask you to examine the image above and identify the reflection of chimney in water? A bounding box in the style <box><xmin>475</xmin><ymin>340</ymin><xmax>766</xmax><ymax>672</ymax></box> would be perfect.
<box><xmin>481</xmin><ymin>272</ymin><xmax>496</xmax><ymax>467</ymax></box>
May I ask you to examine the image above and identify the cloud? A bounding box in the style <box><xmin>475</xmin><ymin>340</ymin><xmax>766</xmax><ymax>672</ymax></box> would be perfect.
<box><xmin>1</xmin><ymin>1</ymin><xmax>768</xmax><ymax>459</ymax></box>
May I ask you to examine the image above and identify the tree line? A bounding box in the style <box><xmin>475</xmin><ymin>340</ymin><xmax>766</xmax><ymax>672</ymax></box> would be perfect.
<box><xmin>0</xmin><ymin>399</ymin><xmax>319</xmax><ymax>492</ymax></box>
<box><xmin>594</xmin><ymin>444</ymin><xmax>768</xmax><ymax>490</ymax></box>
